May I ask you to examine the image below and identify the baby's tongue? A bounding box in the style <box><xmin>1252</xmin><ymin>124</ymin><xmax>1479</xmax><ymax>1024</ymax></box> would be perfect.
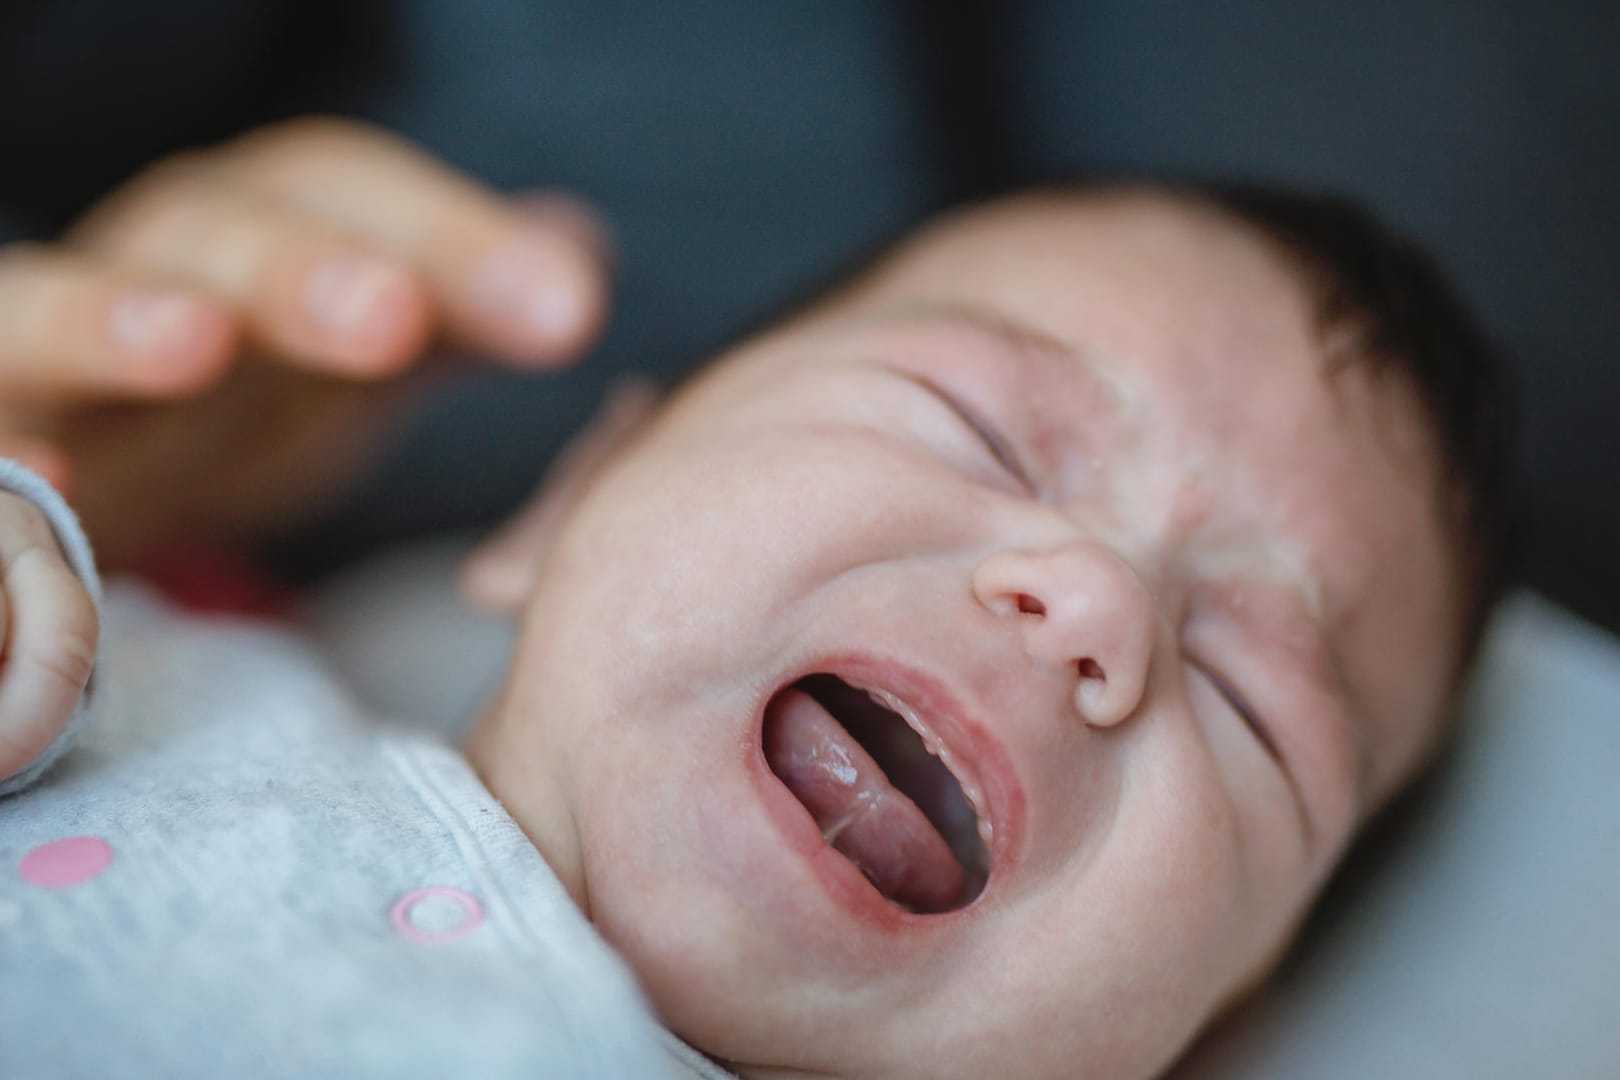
<box><xmin>763</xmin><ymin>686</ymin><xmax>964</xmax><ymax>913</ymax></box>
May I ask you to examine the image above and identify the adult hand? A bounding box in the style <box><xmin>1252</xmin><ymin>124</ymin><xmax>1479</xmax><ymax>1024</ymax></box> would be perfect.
<box><xmin>0</xmin><ymin>116</ymin><xmax>610</xmax><ymax>566</ymax></box>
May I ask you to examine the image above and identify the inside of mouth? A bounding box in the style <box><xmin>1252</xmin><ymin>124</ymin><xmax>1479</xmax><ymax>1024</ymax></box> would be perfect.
<box><xmin>763</xmin><ymin>673</ymin><xmax>989</xmax><ymax>913</ymax></box>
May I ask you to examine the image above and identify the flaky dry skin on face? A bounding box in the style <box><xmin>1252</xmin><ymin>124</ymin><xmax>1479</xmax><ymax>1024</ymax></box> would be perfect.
<box><xmin>464</xmin><ymin>191</ymin><xmax>1460</xmax><ymax>1079</ymax></box>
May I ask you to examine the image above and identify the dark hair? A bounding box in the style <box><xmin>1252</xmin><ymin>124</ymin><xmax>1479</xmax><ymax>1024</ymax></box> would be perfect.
<box><xmin>1187</xmin><ymin>181</ymin><xmax>1523</xmax><ymax>675</ymax></box>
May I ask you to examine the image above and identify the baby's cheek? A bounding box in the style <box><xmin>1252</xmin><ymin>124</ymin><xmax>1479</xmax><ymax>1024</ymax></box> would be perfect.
<box><xmin>1108</xmin><ymin>750</ymin><xmax>1263</xmax><ymax>964</ymax></box>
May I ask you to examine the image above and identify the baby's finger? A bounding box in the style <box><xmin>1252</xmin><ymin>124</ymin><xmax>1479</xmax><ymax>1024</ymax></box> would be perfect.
<box><xmin>0</xmin><ymin>574</ymin><xmax>11</xmax><ymax>769</ymax></box>
<box><xmin>0</xmin><ymin>244</ymin><xmax>236</xmax><ymax>399</ymax></box>
<box><xmin>221</xmin><ymin>118</ymin><xmax>607</xmax><ymax>366</ymax></box>
<box><xmin>78</xmin><ymin>178</ymin><xmax>433</xmax><ymax>377</ymax></box>
<box><xmin>0</xmin><ymin>496</ymin><xmax>97</xmax><ymax>782</ymax></box>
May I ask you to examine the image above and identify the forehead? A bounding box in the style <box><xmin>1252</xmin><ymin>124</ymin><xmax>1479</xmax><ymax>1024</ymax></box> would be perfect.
<box><xmin>830</xmin><ymin>191</ymin><xmax>1461</xmax><ymax>800</ymax></box>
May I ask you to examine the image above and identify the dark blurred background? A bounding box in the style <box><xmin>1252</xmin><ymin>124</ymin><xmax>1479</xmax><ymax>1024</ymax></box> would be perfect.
<box><xmin>2</xmin><ymin>0</ymin><xmax>1616</xmax><ymax>632</ymax></box>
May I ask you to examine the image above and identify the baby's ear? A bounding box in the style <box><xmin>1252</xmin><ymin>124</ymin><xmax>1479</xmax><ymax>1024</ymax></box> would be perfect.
<box><xmin>457</xmin><ymin>378</ymin><xmax>660</xmax><ymax>614</ymax></box>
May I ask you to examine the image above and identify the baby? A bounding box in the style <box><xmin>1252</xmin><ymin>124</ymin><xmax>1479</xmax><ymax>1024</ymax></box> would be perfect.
<box><xmin>0</xmin><ymin>181</ymin><xmax>1516</xmax><ymax>1079</ymax></box>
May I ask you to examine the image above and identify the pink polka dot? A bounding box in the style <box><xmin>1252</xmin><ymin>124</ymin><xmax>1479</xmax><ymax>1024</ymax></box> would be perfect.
<box><xmin>389</xmin><ymin>886</ymin><xmax>483</xmax><ymax>943</ymax></box>
<box><xmin>18</xmin><ymin>837</ymin><xmax>113</xmax><ymax>889</ymax></box>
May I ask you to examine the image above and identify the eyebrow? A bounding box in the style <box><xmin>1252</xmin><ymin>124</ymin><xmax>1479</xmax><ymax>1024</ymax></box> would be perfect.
<box><xmin>905</xmin><ymin>301</ymin><xmax>1139</xmax><ymax>436</ymax></box>
<box><xmin>915</xmin><ymin>301</ymin><xmax>1079</xmax><ymax>363</ymax></box>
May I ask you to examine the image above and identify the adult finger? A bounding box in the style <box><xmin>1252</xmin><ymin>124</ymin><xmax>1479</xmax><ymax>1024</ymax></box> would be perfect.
<box><xmin>0</xmin><ymin>495</ymin><xmax>97</xmax><ymax>782</ymax></box>
<box><xmin>76</xmin><ymin>176</ymin><xmax>433</xmax><ymax>378</ymax></box>
<box><xmin>220</xmin><ymin>117</ymin><xmax>608</xmax><ymax>366</ymax></box>
<box><xmin>0</xmin><ymin>244</ymin><xmax>236</xmax><ymax>400</ymax></box>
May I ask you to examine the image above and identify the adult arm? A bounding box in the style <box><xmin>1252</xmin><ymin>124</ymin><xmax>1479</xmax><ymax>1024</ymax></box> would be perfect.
<box><xmin>0</xmin><ymin>116</ymin><xmax>610</xmax><ymax>567</ymax></box>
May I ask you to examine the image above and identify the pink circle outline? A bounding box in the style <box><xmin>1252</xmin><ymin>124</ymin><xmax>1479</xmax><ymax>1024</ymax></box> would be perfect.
<box><xmin>18</xmin><ymin>836</ymin><xmax>113</xmax><ymax>889</ymax></box>
<box><xmin>389</xmin><ymin>885</ymin><xmax>484</xmax><ymax>943</ymax></box>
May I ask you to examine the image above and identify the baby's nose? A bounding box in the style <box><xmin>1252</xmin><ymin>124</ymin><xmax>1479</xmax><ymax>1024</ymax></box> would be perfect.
<box><xmin>971</xmin><ymin>541</ymin><xmax>1155</xmax><ymax>728</ymax></box>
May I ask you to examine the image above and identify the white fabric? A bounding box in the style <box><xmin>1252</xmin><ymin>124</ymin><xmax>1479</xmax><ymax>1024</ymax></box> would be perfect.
<box><xmin>0</xmin><ymin>583</ymin><xmax>720</xmax><ymax>1080</ymax></box>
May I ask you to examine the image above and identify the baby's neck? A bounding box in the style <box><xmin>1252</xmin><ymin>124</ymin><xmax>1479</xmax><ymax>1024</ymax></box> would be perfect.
<box><xmin>463</xmin><ymin>704</ymin><xmax>590</xmax><ymax>914</ymax></box>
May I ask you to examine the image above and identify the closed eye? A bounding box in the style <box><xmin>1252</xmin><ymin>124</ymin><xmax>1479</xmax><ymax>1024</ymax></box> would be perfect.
<box><xmin>1193</xmin><ymin>663</ymin><xmax>1284</xmax><ymax>766</ymax></box>
<box><xmin>897</xmin><ymin>372</ymin><xmax>1035</xmax><ymax>493</ymax></box>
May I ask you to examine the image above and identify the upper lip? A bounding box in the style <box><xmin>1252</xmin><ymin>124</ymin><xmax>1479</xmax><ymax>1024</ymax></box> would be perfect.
<box><xmin>763</xmin><ymin>650</ymin><xmax>1024</xmax><ymax>905</ymax></box>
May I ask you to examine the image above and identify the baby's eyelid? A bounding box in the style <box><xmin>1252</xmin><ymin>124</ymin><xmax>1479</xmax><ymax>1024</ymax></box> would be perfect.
<box><xmin>904</xmin><ymin>374</ymin><xmax>1036</xmax><ymax>493</ymax></box>
<box><xmin>1193</xmin><ymin>658</ymin><xmax>1318</xmax><ymax>853</ymax></box>
<box><xmin>1196</xmin><ymin>662</ymin><xmax>1284</xmax><ymax>765</ymax></box>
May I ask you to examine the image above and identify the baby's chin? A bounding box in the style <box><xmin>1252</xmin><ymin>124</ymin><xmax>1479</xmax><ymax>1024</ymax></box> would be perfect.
<box><xmin>699</xmin><ymin>1015</ymin><xmax>1200</xmax><ymax>1080</ymax></box>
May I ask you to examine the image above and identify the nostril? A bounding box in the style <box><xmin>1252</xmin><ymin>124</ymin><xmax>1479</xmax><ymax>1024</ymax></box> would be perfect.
<box><xmin>1016</xmin><ymin>594</ymin><xmax>1046</xmax><ymax>616</ymax></box>
<box><xmin>1075</xmin><ymin>658</ymin><xmax>1111</xmax><ymax>723</ymax></box>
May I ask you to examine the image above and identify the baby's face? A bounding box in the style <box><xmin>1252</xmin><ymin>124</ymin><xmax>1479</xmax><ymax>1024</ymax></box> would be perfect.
<box><xmin>468</xmin><ymin>192</ymin><xmax>1460</xmax><ymax>1078</ymax></box>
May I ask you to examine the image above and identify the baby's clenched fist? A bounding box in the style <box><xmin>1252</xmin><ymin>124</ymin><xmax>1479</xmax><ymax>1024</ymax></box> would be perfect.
<box><xmin>0</xmin><ymin>492</ymin><xmax>96</xmax><ymax>784</ymax></box>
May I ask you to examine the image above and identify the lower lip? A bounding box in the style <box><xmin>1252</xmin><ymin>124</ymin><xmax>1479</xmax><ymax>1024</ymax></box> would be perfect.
<box><xmin>746</xmin><ymin>658</ymin><xmax>1024</xmax><ymax>930</ymax></box>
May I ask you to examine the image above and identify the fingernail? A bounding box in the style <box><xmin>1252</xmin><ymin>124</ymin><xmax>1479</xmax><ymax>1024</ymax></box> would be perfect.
<box><xmin>469</xmin><ymin>234</ymin><xmax>589</xmax><ymax>351</ymax></box>
<box><xmin>304</xmin><ymin>253</ymin><xmax>413</xmax><ymax>344</ymax></box>
<box><xmin>108</xmin><ymin>288</ymin><xmax>214</xmax><ymax>357</ymax></box>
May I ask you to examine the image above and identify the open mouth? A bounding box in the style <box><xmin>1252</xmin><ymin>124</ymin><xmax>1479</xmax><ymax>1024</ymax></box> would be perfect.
<box><xmin>763</xmin><ymin>673</ymin><xmax>990</xmax><ymax>914</ymax></box>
